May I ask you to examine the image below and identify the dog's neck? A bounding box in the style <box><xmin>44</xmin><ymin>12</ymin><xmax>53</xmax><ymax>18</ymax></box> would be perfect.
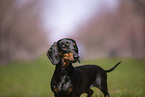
<box><xmin>55</xmin><ymin>59</ymin><xmax>75</xmax><ymax>77</ymax></box>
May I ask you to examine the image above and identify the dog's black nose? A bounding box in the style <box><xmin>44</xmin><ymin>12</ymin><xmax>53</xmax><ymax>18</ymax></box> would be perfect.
<box><xmin>74</xmin><ymin>54</ymin><xmax>79</xmax><ymax>59</ymax></box>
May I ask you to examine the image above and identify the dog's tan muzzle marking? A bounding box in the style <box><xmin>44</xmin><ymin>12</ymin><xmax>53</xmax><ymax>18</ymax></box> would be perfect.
<box><xmin>63</xmin><ymin>52</ymin><xmax>74</xmax><ymax>60</ymax></box>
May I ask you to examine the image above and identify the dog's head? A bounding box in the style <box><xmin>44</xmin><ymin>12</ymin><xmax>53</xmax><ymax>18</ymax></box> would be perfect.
<box><xmin>47</xmin><ymin>38</ymin><xmax>80</xmax><ymax>65</ymax></box>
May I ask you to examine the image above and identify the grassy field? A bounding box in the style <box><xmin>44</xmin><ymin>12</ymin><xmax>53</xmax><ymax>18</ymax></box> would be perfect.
<box><xmin>0</xmin><ymin>55</ymin><xmax>145</xmax><ymax>97</ymax></box>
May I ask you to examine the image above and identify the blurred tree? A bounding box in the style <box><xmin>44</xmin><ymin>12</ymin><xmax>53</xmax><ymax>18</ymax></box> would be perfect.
<box><xmin>74</xmin><ymin>0</ymin><xmax>145</xmax><ymax>59</ymax></box>
<box><xmin>0</xmin><ymin>0</ymin><xmax>48</xmax><ymax>65</ymax></box>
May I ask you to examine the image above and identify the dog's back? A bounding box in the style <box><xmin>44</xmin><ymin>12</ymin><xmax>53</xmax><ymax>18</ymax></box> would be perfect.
<box><xmin>73</xmin><ymin>65</ymin><xmax>107</xmax><ymax>92</ymax></box>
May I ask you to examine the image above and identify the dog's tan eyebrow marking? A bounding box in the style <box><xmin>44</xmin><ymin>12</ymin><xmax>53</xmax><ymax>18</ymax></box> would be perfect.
<box><xmin>66</xmin><ymin>43</ymin><xmax>69</xmax><ymax>46</ymax></box>
<box><xmin>73</xmin><ymin>43</ymin><xmax>75</xmax><ymax>46</ymax></box>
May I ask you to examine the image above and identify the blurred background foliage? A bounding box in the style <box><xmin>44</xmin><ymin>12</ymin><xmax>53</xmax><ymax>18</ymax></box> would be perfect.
<box><xmin>0</xmin><ymin>0</ymin><xmax>145</xmax><ymax>65</ymax></box>
<box><xmin>74</xmin><ymin>0</ymin><xmax>145</xmax><ymax>59</ymax></box>
<box><xmin>0</xmin><ymin>0</ymin><xmax>48</xmax><ymax>64</ymax></box>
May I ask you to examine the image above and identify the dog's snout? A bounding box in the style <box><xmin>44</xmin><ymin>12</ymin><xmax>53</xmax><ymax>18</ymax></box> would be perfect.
<box><xmin>74</xmin><ymin>54</ymin><xmax>79</xmax><ymax>59</ymax></box>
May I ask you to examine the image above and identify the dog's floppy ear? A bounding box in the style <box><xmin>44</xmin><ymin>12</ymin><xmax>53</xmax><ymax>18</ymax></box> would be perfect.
<box><xmin>47</xmin><ymin>42</ymin><xmax>60</xmax><ymax>65</ymax></box>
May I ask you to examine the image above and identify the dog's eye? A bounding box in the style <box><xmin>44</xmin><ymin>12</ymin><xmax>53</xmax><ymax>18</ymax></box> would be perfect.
<box><xmin>73</xmin><ymin>44</ymin><xmax>77</xmax><ymax>50</ymax></box>
<box><xmin>62</xmin><ymin>47</ymin><xmax>67</xmax><ymax>50</ymax></box>
<box><xmin>62</xmin><ymin>45</ymin><xmax>67</xmax><ymax>50</ymax></box>
<box><xmin>61</xmin><ymin>43</ymin><xmax>69</xmax><ymax>51</ymax></box>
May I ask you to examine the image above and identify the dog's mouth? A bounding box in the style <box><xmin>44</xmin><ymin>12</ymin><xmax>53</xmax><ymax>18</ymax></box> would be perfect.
<box><xmin>62</xmin><ymin>53</ymin><xmax>80</xmax><ymax>63</ymax></box>
<box><xmin>69</xmin><ymin>59</ymin><xmax>80</xmax><ymax>63</ymax></box>
<box><xmin>64</xmin><ymin>59</ymin><xmax>80</xmax><ymax>64</ymax></box>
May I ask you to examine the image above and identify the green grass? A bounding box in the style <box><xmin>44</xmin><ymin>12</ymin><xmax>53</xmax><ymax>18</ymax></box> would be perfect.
<box><xmin>0</xmin><ymin>56</ymin><xmax>145</xmax><ymax>97</ymax></box>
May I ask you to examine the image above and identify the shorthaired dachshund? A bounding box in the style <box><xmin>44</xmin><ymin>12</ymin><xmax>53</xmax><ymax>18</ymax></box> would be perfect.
<box><xmin>47</xmin><ymin>38</ymin><xmax>121</xmax><ymax>97</ymax></box>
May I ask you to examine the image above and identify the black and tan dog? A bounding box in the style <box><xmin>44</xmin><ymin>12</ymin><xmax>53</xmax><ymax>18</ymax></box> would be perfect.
<box><xmin>47</xmin><ymin>38</ymin><xmax>121</xmax><ymax>97</ymax></box>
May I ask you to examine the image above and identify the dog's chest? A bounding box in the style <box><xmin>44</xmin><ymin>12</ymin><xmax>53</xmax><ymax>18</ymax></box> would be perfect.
<box><xmin>57</xmin><ymin>75</ymin><xmax>72</xmax><ymax>92</ymax></box>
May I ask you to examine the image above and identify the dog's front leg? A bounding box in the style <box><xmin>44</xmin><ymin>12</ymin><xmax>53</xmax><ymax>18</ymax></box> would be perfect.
<box><xmin>54</xmin><ymin>93</ymin><xmax>59</xmax><ymax>97</ymax></box>
<box><xmin>71</xmin><ymin>93</ymin><xmax>81</xmax><ymax>97</ymax></box>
